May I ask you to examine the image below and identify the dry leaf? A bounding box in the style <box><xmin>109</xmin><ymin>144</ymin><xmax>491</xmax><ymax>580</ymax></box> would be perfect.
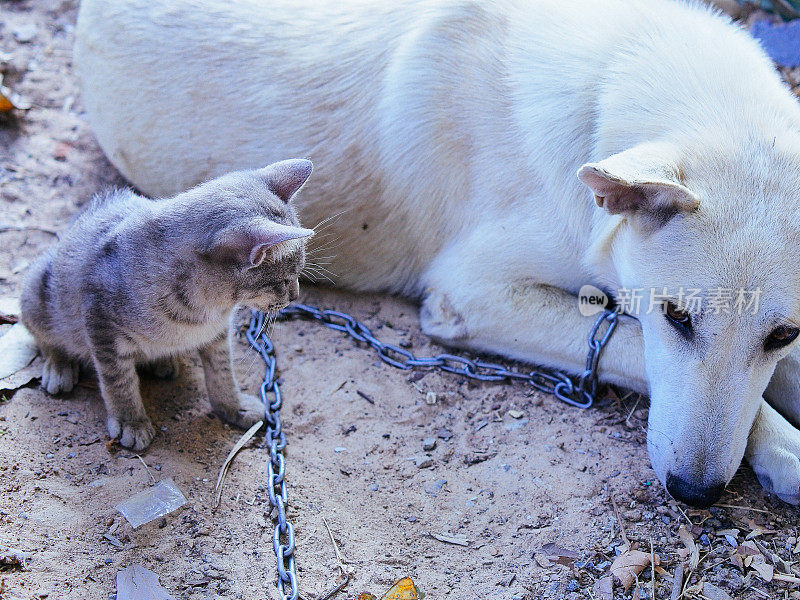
<box><xmin>678</xmin><ymin>525</ymin><xmax>699</xmax><ymax>570</ymax></box>
<box><xmin>610</xmin><ymin>548</ymin><xmax>651</xmax><ymax>590</ymax></box>
<box><xmin>540</xmin><ymin>542</ymin><xmax>579</xmax><ymax>566</ymax></box>
<box><xmin>592</xmin><ymin>575</ymin><xmax>613</xmax><ymax>600</ymax></box>
<box><xmin>0</xmin><ymin>74</ymin><xmax>31</xmax><ymax>113</ymax></box>
<box><xmin>380</xmin><ymin>577</ymin><xmax>419</xmax><ymax>600</ymax></box>
<box><xmin>0</xmin><ymin>545</ymin><xmax>32</xmax><ymax>570</ymax></box>
<box><xmin>703</xmin><ymin>582</ymin><xmax>732</xmax><ymax>600</ymax></box>
<box><xmin>750</xmin><ymin>554</ymin><xmax>774</xmax><ymax>582</ymax></box>
<box><xmin>0</xmin><ymin>323</ymin><xmax>38</xmax><ymax>380</ymax></box>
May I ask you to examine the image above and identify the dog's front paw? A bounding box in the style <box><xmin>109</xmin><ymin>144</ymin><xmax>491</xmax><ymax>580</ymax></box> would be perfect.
<box><xmin>107</xmin><ymin>415</ymin><xmax>156</xmax><ymax>451</ymax></box>
<box><xmin>41</xmin><ymin>356</ymin><xmax>79</xmax><ymax>395</ymax></box>
<box><xmin>746</xmin><ymin>402</ymin><xmax>800</xmax><ymax>504</ymax></box>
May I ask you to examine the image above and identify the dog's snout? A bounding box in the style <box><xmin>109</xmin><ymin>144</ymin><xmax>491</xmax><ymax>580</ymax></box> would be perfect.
<box><xmin>666</xmin><ymin>473</ymin><xmax>725</xmax><ymax>508</ymax></box>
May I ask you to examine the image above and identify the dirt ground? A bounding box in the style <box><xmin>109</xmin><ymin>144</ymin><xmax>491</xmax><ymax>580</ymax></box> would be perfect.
<box><xmin>3</xmin><ymin>1</ymin><xmax>800</xmax><ymax>599</ymax></box>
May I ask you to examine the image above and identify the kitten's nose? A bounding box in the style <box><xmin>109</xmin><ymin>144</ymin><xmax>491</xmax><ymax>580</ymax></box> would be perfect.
<box><xmin>288</xmin><ymin>279</ymin><xmax>300</xmax><ymax>301</ymax></box>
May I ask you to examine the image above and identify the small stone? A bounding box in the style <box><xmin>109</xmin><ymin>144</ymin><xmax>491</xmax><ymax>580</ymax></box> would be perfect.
<box><xmin>508</xmin><ymin>409</ymin><xmax>524</xmax><ymax>419</ymax></box>
<box><xmin>488</xmin><ymin>545</ymin><xmax>499</xmax><ymax>557</ymax></box>
<box><xmin>12</xmin><ymin>24</ymin><xmax>37</xmax><ymax>43</ymax></box>
<box><xmin>415</xmin><ymin>457</ymin><xmax>433</xmax><ymax>469</ymax></box>
<box><xmin>158</xmin><ymin>518</ymin><xmax>167</xmax><ymax>529</ymax></box>
<box><xmin>436</xmin><ymin>427</ymin><xmax>453</xmax><ymax>441</ymax></box>
<box><xmin>333</xmin><ymin>447</ymin><xmax>346</xmax><ymax>453</ymax></box>
<box><xmin>425</xmin><ymin>391</ymin><xmax>437</xmax><ymax>405</ymax></box>
<box><xmin>422</xmin><ymin>437</ymin><xmax>437</xmax><ymax>451</ymax></box>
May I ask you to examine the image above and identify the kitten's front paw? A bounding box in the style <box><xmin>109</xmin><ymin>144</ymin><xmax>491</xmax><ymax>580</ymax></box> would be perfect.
<box><xmin>143</xmin><ymin>357</ymin><xmax>181</xmax><ymax>380</ymax></box>
<box><xmin>215</xmin><ymin>394</ymin><xmax>265</xmax><ymax>429</ymax></box>
<box><xmin>107</xmin><ymin>416</ymin><xmax>156</xmax><ymax>451</ymax></box>
<box><xmin>41</xmin><ymin>357</ymin><xmax>79</xmax><ymax>395</ymax></box>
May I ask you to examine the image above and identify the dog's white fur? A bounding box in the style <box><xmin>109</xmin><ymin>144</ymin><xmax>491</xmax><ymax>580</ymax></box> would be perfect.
<box><xmin>75</xmin><ymin>0</ymin><xmax>800</xmax><ymax>506</ymax></box>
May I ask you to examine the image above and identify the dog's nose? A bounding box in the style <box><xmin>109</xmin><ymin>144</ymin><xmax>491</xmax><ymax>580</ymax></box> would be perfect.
<box><xmin>666</xmin><ymin>473</ymin><xmax>725</xmax><ymax>508</ymax></box>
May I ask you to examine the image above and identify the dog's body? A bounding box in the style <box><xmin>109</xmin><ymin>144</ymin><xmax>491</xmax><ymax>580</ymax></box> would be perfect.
<box><xmin>75</xmin><ymin>0</ymin><xmax>800</xmax><ymax>506</ymax></box>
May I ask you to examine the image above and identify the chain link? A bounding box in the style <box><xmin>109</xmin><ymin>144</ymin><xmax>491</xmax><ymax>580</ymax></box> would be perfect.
<box><xmin>246</xmin><ymin>310</ymin><xmax>298</xmax><ymax>600</ymax></box>
<box><xmin>279</xmin><ymin>303</ymin><xmax>618</xmax><ymax>409</ymax></box>
<box><xmin>246</xmin><ymin>302</ymin><xmax>618</xmax><ymax>599</ymax></box>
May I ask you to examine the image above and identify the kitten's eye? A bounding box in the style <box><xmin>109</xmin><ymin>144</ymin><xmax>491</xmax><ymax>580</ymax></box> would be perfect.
<box><xmin>665</xmin><ymin>301</ymin><xmax>692</xmax><ymax>336</ymax></box>
<box><xmin>765</xmin><ymin>325</ymin><xmax>800</xmax><ymax>351</ymax></box>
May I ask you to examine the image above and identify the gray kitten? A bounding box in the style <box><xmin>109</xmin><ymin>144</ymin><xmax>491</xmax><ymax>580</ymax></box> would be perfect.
<box><xmin>20</xmin><ymin>159</ymin><xmax>314</xmax><ymax>450</ymax></box>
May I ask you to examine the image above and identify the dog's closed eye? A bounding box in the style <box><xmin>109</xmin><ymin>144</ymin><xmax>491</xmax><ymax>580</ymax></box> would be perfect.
<box><xmin>765</xmin><ymin>325</ymin><xmax>800</xmax><ymax>352</ymax></box>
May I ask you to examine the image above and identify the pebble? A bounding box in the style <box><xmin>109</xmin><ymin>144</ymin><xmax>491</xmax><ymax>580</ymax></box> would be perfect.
<box><xmin>422</xmin><ymin>437</ymin><xmax>437</xmax><ymax>451</ymax></box>
<box><xmin>415</xmin><ymin>457</ymin><xmax>433</xmax><ymax>469</ymax></box>
<box><xmin>333</xmin><ymin>447</ymin><xmax>346</xmax><ymax>453</ymax></box>
<box><xmin>436</xmin><ymin>427</ymin><xmax>453</xmax><ymax>441</ymax></box>
<box><xmin>12</xmin><ymin>24</ymin><xmax>37</xmax><ymax>43</ymax></box>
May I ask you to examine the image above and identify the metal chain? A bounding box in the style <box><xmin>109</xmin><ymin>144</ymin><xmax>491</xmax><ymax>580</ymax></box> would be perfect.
<box><xmin>245</xmin><ymin>303</ymin><xmax>618</xmax><ymax>599</ymax></box>
<box><xmin>279</xmin><ymin>303</ymin><xmax>619</xmax><ymax>409</ymax></box>
<box><xmin>246</xmin><ymin>310</ymin><xmax>298</xmax><ymax>600</ymax></box>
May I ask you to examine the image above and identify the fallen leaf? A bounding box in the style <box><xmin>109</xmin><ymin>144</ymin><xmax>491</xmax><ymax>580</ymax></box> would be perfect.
<box><xmin>751</xmin><ymin>554</ymin><xmax>774</xmax><ymax>582</ymax></box>
<box><xmin>116</xmin><ymin>565</ymin><xmax>175</xmax><ymax>600</ymax></box>
<box><xmin>380</xmin><ymin>577</ymin><xmax>420</xmax><ymax>600</ymax></box>
<box><xmin>0</xmin><ymin>545</ymin><xmax>32</xmax><ymax>570</ymax></box>
<box><xmin>0</xmin><ymin>356</ymin><xmax>41</xmax><ymax>392</ymax></box>
<box><xmin>0</xmin><ymin>296</ymin><xmax>20</xmax><ymax>324</ymax></box>
<box><xmin>702</xmin><ymin>582</ymin><xmax>732</xmax><ymax>600</ymax></box>
<box><xmin>678</xmin><ymin>525</ymin><xmax>699</xmax><ymax>570</ymax></box>
<box><xmin>0</xmin><ymin>323</ymin><xmax>38</xmax><ymax>380</ymax></box>
<box><xmin>592</xmin><ymin>575</ymin><xmax>613</xmax><ymax>600</ymax></box>
<box><xmin>357</xmin><ymin>595</ymin><xmax>378</xmax><ymax>600</ymax></box>
<box><xmin>610</xmin><ymin>549</ymin><xmax>651</xmax><ymax>590</ymax></box>
<box><xmin>0</xmin><ymin>74</ymin><xmax>31</xmax><ymax>113</ymax></box>
<box><xmin>540</xmin><ymin>542</ymin><xmax>579</xmax><ymax>566</ymax></box>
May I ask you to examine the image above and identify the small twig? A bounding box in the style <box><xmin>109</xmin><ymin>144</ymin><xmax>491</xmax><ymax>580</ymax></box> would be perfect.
<box><xmin>214</xmin><ymin>420</ymin><xmax>263</xmax><ymax>507</ymax></box>
<box><xmin>0</xmin><ymin>225</ymin><xmax>59</xmax><ymax>238</ymax></box>
<box><xmin>356</xmin><ymin>390</ymin><xmax>374</xmax><ymax>405</ymax></box>
<box><xmin>133</xmin><ymin>454</ymin><xmax>156</xmax><ymax>485</ymax></box>
<box><xmin>714</xmin><ymin>503</ymin><xmax>770</xmax><ymax>514</ymax></box>
<box><xmin>675</xmin><ymin>505</ymin><xmax>694</xmax><ymax>527</ymax></box>
<box><xmin>773</xmin><ymin>572</ymin><xmax>800</xmax><ymax>584</ymax></box>
<box><xmin>610</xmin><ymin>495</ymin><xmax>630</xmax><ymax>548</ymax></box>
<box><xmin>316</xmin><ymin>516</ymin><xmax>353</xmax><ymax>600</ymax></box>
<box><xmin>624</xmin><ymin>395</ymin><xmax>642</xmax><ymax>428</ymax></box>
<box><xmin>670</xmin><ymin>564</ymin><xmax>684</xmax><ymax>600</ymax></box>
<box><xmin>650</xmin><ymin>539</ymin><xmax>656</xmax><ymax>600</ymax></box>
<box><xmin>316</xmin><ymin>573</ymin><xmax>351</xmax><ymax>600</ymax></box>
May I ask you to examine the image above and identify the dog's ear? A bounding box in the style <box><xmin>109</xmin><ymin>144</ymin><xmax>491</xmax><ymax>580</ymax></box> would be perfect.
<box><xmin>577</xmin><ymin>143</ymin><xmax>699</xmax><ymax>220</ymax></box>
<box><xmin>257</xmin><ymin>159</ymin><xmax>313</xmax><ymax>203</ymax></box>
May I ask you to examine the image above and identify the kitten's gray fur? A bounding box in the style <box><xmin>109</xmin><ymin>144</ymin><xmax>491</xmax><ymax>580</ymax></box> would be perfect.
<box><xmin>20</xmin><ymin>159</ymin><xmax>314</xmax><ymax>450</ymax></box>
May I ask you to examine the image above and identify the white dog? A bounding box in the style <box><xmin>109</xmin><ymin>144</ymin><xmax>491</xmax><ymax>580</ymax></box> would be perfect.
<box><xmin>74</xmin><ymin>0</ymin><xmax>800</xmax><ymax>508</ymax></box>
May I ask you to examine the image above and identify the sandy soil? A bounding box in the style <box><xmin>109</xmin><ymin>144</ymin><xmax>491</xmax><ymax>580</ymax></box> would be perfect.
<box><xmin>2</xmin><ymin>2</ymin><xmax>800</xmax><ymax>599</ymax></box>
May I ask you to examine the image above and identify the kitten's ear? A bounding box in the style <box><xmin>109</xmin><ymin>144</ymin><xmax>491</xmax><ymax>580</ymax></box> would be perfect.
<box><xmin>248</xmin><ymin>221</ymin><xmax>314</xmax><ymax>267</ymax></box>
<box><xmin>210</xmin><ymin>220</ymin><xmax>314</xmax><ymax>267</ymax></box>
<box><xmin>257</xmin><ymin>159</ymin><xmax>313</xmax><ymax>203</ymax></box>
